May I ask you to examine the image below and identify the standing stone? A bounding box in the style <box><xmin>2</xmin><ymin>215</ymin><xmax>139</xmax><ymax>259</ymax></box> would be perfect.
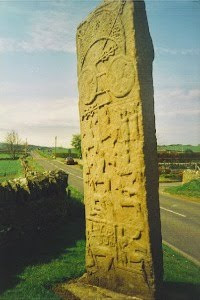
<box><xmin>77</xmin><ymin>0</ymin><xmax>163</xmax><ymax>299</ymax></box>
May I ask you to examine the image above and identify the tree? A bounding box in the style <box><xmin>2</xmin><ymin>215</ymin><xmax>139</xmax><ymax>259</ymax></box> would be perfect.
<box><xmin>71</xmin><ymin>134</ymin><xmax>82</xmax><ymax>157</ymax></box>
<box><xmin>5</xmin><ymin>130</ymin><xmax>22</xmax><ymax>159</ymax></box>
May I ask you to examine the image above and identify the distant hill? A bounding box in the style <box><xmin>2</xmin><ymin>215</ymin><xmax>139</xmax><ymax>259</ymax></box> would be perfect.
<box><xmin>0</xmin><ymin>142</ymin><xmax>51</xmax><ymax>151</ymax></box>
<box><xmin>157</xmin><ymin>144</ymin><xmax>200</xmax><ymax>153</ymax></box>
<box><xmin>37</xmin><ymin>147</ymin><xmax>78</xmax><ymax>154</ymax></box>
<box><xmin>0</xmin><ymin>143</ymin><xmax>7</xmax><ymax>149</ymax></box>
<box><xmin>1</xmin><ymin>142</ymin><xmax>199</xmax><ymax>154</ymax></box>
<box><xmin>0</xmin><ymin>143</ymin><xmax>72</xmax><ymax>153</ymax></box>
<box><xmin>28</xmin><ymin>144</ymin><xmax>52</xmax><ymax>151</ymax></box>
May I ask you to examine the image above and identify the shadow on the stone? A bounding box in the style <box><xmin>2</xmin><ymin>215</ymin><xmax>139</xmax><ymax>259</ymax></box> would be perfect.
<box><xmin>0</xmin><ymin>195</ymin><xmax>85</xmax><ymax>294</ymax></box>
<box><xmin>163</xmin><ymin>281</ymin><xmax>200</xmax><ymax>300</ymax></box>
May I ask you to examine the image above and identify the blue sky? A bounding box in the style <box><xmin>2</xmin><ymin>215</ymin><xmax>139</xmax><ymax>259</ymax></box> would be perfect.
<box><xmin>0</xmin><ymin>0</ymin><xmax>199</xmax><ymax>147</ymax></box>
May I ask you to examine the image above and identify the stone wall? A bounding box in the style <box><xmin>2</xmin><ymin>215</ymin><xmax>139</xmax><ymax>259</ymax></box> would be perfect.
<box><xmin>182</xmin><ymin>170</ymin><xmax>200</xmax><ymax>183</ymax></box>
<box><xmin>0</xmin><ymin>170</ymin><xmax>68</xmax><ymax>248</ymax></box>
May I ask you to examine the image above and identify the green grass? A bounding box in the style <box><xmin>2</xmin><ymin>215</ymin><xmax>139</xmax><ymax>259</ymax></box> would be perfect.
<box><xmin>0</xmin><ymin>159</ymin><xmax>23</xmax><ymax>183</ymax></box>
<box><xmin>163</xmin><ymin>244</ymin><xmax>200</xmax><ymax>298</ymax></box>
<box><xmin>163</xmin><ymin>244</ymin><xmax>200</xmax><ymax>284</ymax></box>
<box><xmin>0</xmin><ymin>154</ymin><xmax>46</xmax><ymax>183</ymax></box>
<box><xmin>0</xmin><ymin>153</ymin><xmax>24</xmax><ymax>160</ymax></box>
<box><xmin>0</xmin><ymin>187</ymin><xmax>199</xmax><ymax>299</ymax></box>
<box><xmin>0</xmin><ymin>155</ymin><xmax>45</xmax><ymax>183</ymax></box>
<box><xmin>164</xmin><ymin>179</ymin><xmax>200</xmax><ymax>198</ymax></box>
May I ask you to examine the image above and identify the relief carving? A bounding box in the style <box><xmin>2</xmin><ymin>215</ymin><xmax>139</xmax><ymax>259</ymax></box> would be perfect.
<box><xmin>107</xmin><ymin>55</ymin><xmax>135</xmax><ymax>98</ymax></box>
<box><xmin>79</xmin><ymin>67</ymin><xmax>97</xmax><ymax>105</ymax></box>
<box><xmin>86</xmin><ymin>221</ymin><xmax>115</xmax><ymax>273</ymax></box>
<box><xmin>77</xmin><ymin>2</ymin><xmax>136</xmax><ymax>116</ymax></box>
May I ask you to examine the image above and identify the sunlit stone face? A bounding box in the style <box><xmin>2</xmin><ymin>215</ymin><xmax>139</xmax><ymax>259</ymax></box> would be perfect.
<box><xmin>77</xmin><ymin>1</ymin><xmax>163</xmax><ymax>299</ymax></box>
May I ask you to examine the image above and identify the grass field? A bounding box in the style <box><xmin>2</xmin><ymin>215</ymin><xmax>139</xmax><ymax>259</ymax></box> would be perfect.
<box><xmin>0</xmin><ymin>159</ymin><xmax>23</xmax><ymax>183</ymax></box>
<box><xmin>0</xmin><ymin>153</ymin><xmax>24</xmax><ymax>160</ymax></box>
<box><xmin>164</xmin><ymin>179</ymin><xmax>200</xmax><ymax>199</ymax></box>
<box><xmin>0</xmin><ymin>186</ymin><xmax>199</xmax><ymax>299</ymax></box>
<box><xmin>0</xmin><ymin>153</ymin><xmax>11</xmax><ymax>159</ymax></box>
<box><xmin>0</xmin><ymin>154</ymin><xmax>45</xmax><ymax>183</ymax></box>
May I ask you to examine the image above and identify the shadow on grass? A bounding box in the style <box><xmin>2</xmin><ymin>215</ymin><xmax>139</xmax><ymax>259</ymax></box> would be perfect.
<box><xmin>1</xmin><ymin>190</ymin><xmax>199</xmax><ymax>300</ymax></box>
<box><xmin>163</xmin><ymin>281</ymin><xmax>200</xmax><ymax>300</ymax></box>
<box><xmin>0</xmin><ymin>193</ymin><xmax>85</xmax><ymax>295</ymax></box>
<box><xmin>0</xmin><ymin>158</ymin><xmax>20</xmax><ymax>161</ymax></box>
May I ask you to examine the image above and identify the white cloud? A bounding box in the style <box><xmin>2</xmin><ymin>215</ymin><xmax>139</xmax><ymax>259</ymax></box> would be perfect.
<box><xmin>0</xmin><ymin>97</ymin><xmax>80</xmax><ymax>147</ymax></box>
<box><xmin>0</xmin><ymin>81</ymin><xmax>23</xmax><ymax>94</ymax></box>
<box><xmin>26</xmin><ymin>11</ymin><xmax>76</xmax><ymax>53</ymax></box>
<box><xmin>154</xmin><ymin>88</ymin><xmax>200</xmax><ymax>144</ymax></box>
<box><xmin>158</xmin><ymin>108</ymin><xmax>200</xmax><ymax>117</ymax></box>
<box><xmin>0</xmin><ymin>38</ymin><xmax>15</xmax><ymax>52</ymax></box>
<box><xmin>0</xmin><ymin>97</ymin><xmax>79</xmax><ymax>127</ymax></box>
<box><xmin>155</xmin><ymin>88</ymin><xmax>200</xmax><ymax>113</ymax></box>
<box><xmin>0</xmin><ymin>87</ymin><xmax>199</xmax><ymax>146</ymax></box>
<box><xmin>155</xmin><ymin>47</ymin><xmax>200</xmax><ymax>56</ymax></box>
<box><xmin>0</xmin><ymin>11</ymin><xmax>76</xmax><ymax>53</ymax></box>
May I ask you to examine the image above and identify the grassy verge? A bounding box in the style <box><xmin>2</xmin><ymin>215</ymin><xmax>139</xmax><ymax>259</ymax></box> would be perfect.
<box><xmin>36</xmin><ymin>150</ymin><xmax>53</xmax><ymax>159</ymax></box>
<box><xmin>0</xmin><ymin>186</ymin><xmax>199</xmax><ymax>299</ymax></box>
<box><xmin>26</xmin><ymin>156</ymin><xmax>45</xmax><ymax>173</ymax></box>
<box><xmin>163</xmin><ymin>244</ymin><xmax>200</xmax><ymax>284</ymax></box>
<box><xmin>163</xmin><ymin>244</ymin><xmax>200</xmax><ymax>298</ymax></box>
<box><xmin>164</xmin><ymin>179</ymin><xmax>200</xmax><ymax>199</ymax></box>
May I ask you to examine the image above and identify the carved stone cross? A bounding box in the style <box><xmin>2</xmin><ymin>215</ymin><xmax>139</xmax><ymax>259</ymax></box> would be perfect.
<box><xmin>77</xmin><ymin>1</ymin><xmax>163</xmax><ymax>299</ymax></box>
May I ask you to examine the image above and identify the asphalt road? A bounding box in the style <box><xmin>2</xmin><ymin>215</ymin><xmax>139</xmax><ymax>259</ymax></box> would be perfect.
<box><xmin>32</xmin><ymin>152</ymin><xmax>200</xmax><ymax>265</ymax></box>
<box><xmin>32</xmin><ymin>152</ymin><xmax>84</xmax><ymax>194</ymax></box>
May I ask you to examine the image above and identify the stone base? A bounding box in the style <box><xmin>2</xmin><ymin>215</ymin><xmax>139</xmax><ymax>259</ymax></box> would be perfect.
<box><xmin>53</xmin><ymin>274</ymin><xmax>141</xmax><ymax>300</ymax></box>
<box><xmin>53</xmin><ymin>275</ymin><xmax>200</xmax><ymax>300</ymax></box>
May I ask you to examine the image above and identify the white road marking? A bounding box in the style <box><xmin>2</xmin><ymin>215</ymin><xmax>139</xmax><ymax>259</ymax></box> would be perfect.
<box><xmin>67</xmin><ymin>173</ymin><xmax>83</xmax><ymax>180</ymax></box>
<box><xmin>160</xmin><ymin>206</ymin><xmax>186</xmax><ymax>218</ymax></box>
<box><xmin>33</xmin><ymin>154</ymin><xmax>83</xmax><ymax>180</ymax></box>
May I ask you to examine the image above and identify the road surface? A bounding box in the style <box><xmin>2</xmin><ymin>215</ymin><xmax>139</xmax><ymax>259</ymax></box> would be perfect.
<box><xmin>32</xmin><ymin>152</ymin><xmax>200</xmax><ymax>265</ymax></box>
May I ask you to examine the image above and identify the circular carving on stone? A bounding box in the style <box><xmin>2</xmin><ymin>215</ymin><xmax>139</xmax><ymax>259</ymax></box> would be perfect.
<box><xmin>107</xmin><ymin>55</ymin><xmax>135</xmax><ymax>98</ymax></box>
<box><xmin>79</xmin><ymin>67</ymin><xmax>97</xmax><ymax>105</ymax></box>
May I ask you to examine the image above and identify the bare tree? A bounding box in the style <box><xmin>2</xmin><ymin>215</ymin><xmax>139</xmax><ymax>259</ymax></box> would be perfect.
<box><xmin>5</xmin><ymin>130</ymin><xmax>22</xmax><ymax>159</ymax></box>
